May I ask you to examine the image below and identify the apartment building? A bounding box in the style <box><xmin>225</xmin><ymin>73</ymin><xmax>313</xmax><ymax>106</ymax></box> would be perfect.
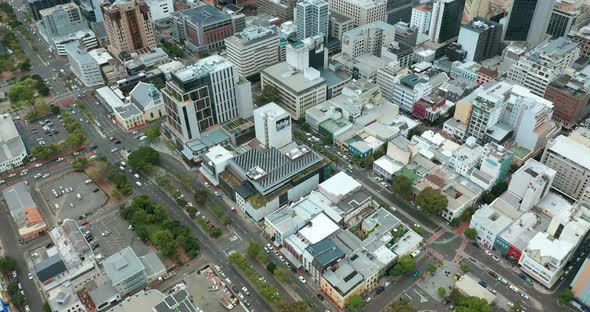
<box><xmin>410</xmin><ymin>4</ymin><xmax>431</xmax><ymax>39</ymax></box>
<box><xmin>569</xmin><ymin>25</ymin><xmax>590</xmax><ymax>59</ymax></box>
<box><xmin>0</xmin><ymin>115</ymin><xmax>27</xmax><ymax>173</ymax></box>
<box><xmin>225</xmin><ymin>25</ymin><xmax>280</xmax><ymax>79</ymax></box>
<box><xmin>329</xmin><ymin>0</ymin><xmax>386</xmax><ymax>27</ymax></box>
<box><xmin>257</xmin><ymin>0</ymin><xmax>297</xmax><ymax>21</ymax></box>
<box><xmin>392</xmin><ymin>73</ymin><xmax>432</xmax><ymax>113</ymax></box>
<box><xmin>507</xmin><ymin>37</ymin><xmax>580</xmax><ymax>97</ymax></box>
<box><xmin>254</xmin><ymin>102</ymin><xmax>293</xmax><ymax>149</ymax></box>
<box><xmin>547</xmin><ymin>1</ymin><xmax>579</xmax><ymax>38</ymax></box>
<box><xmin>101</xmin><ymin>0</ymin><xmax>157</xmax><ymax>57</ymax></box>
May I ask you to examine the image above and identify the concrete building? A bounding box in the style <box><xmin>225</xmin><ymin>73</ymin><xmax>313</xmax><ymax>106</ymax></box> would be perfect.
<box><xmin>101</xmin><ymin>0</ymin><xmax>157</xmax><ymax>57</ymax></box>
<box><xmin>508</xmin><ymin>159</ymin><xmax>556</xmax><ymax>211</ymax></box>
<box><xmin>47</xmin><ymin>285</ymin><xmax>87</xmax><ymax>312</ymax></box>
<box><xmin>329</xmin><ymin>0</ymin><xmax>387</xmax><ymax>27</ymax></box>
<box><xmin>410</xmin><ymin>4</ymin><xmax>431</xmax><ymax>41</ymax></box>
<box><xmin>393</xmin><ymin>21</ymin><xmax>418</xmax><ymax>47</ymax></box>
<box><xmin>260</xmin><ymin>62</ymin><xmax>327</xmax><ymax>120</ymax></box>
<box><xmin>225</xmin><ymin>25</ymin><xmax>280</xmax><ymax>79</ymax></box>
<box><xmin>541</xmin><ymin>134</ymin><xmax>590</xmax><ymax>201</ymax></box>
<box><xmin>162</xmin><ymin>55</ymin><xmax>253</xmax><ymax>144</ymax></box>
<box><xmin>470</xmin><ymin>142</ymin><xmax>513</xmax><ymax>189</ymax></box>
<box><xmin>571</xmin><ymin>257</ymin><xmax>590</xmax><ymax>311</ymax></box>
<box><xmin>64</xmin><ymin>43</ymin><xmax>104</xmax><ymax>87</ymax></box>
<box><xmin>257</xmin><ymin>0</ymin><xmax>297</xmax><ymax>21</ymax></box>
<box><xmin>392</xmin><ymin>73</ymin><xmax>432</xmax><ymax>113</ymax></box>
<box><xmin>465</xmin><ymin>81</ymin><xmax>513</xmax><ymax>143</ymax></box>
<box><xmin>254</xmin><ymin>102</ymin><xmax>293</xmax><ymax>149</ymax></box>
<box><xmin>40</xmin><ymin>3</ymin><xmax>87</xmax><ymax>38</ymax></box>
<box><xmin>543</xmin><ymin>66</ymin><xmax>590</xmax><ymax>129</ymax></box>
<box><xmin>1</xmin><ymin>182</ymin><xmax>47</xmax><ymax>242</ymax></box>
<box><xmin>103</xmin><ymin>247</ymin><xmax>164</xmax><ymax>297</ymax></box>
<box><xmin>0</xmin><ymin>115</ymin><xmax>27</xmax><ymax>173</ymax></box>
<box><xmin>145</xmin><ymin>0</ymin><xmax>173</xmax><ymax>21</ymax></box>
<box><xmin>462</xmin><ymin>0</ymin><xmax>489</xmax><ymax>24</ymax></box>
<box><xmin>503</xmin><ymin>0</ymin><xmax>554</xmax><ymax>46</ymax></box>
<box><xmin>199</xmin><ymin>145</ymin><xmax>234</xmax><ymax>186</ymax></box>
<box><xmin>27</xmin><ymin>0</ymin><xmax>72</xmax><ymax>20</ymax></box>
<box><xmin>457</xmin><ymin>17</ymin><xmax>502</xmax><ymax>62</ymax></box>
<box><xmin>448</xmin><ymin>137</ymin><xmax>483</xmax><ymax>177</ymax></box>
<box><xmin>507</xmin><ymin>37</ymin><xmax>580</xmax><ymax>97</ymax></box>
<box><xmin>340</xmin><ymin>21</ymin><xmax>396</xmax><ymax>59</ymax></box>
<box><xmin>547</xmin><ymin>1</ymin><xmax>579</xmax><ymax>38</ymax></box>
<box><xmin>570</xmin><ymin>25</ymin><xmax>590</xmax><ymax>59</ymax></box>
<box><xmin>329</xmin><ymin>12</ymin><xmax>355</xmax><ymax>41</ymax></box>
<box><xmin>96</xmin><ymin>86</ymin><xmax>145</xmax><ymax>131</ymax></box>
<box><xmin>428</xmin><ymin>0</ymin><xmax>466</xmax><ymax>44</ymax></box>
<box><xmin>169</xmin><ymin>5</ymin><xmax>234</xmax><ymax>52</ymax></box>
<box><xmin>296</xmin><ymin>0</ymin><xmax>329</xmax><ymax>41</ymax></box>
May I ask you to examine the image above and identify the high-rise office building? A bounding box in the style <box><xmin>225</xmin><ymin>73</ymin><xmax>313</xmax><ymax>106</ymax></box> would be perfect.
<box><xmin>329</xmin><ymin>0</ymin><xmax>386</xmax><ymax>27</ymax></box>
<box><xmin>386</xmin><ymin>0</ymin><xmax>413</xmax><ymax>25</ymax></box>
<box><xmin>547</xmin><ymin>1</ymin><xmax>578</xmax><ymax>38</ymax></box>
<box><xmin>27</xmin><ymin>0</ymin><xmax>72</xmax><ymax>20</ymax></box>
<box><xmin>296</xmin><ymin>0</ymin><xmax>329</xmax><ymax>41</ymax></box>
<box><xmin>101</xmin><ymin>0</ymin><xmax>157</xmax><ymax>57</ymax></box>
<box><xmin>40</xmin><ymin>2</ymin><xmax>86</xmax><ymax>38</ymax></box>
<box><xmin>504</xmin><ymin>0</ymin><xmax>555</xmax><ymax>46</ymax></box>
<box><xmin>162</xmin><ymin>55</ymin><xmax>253</xmax><ymax>142</ymax></box>
<box><xmin>507</xmin><ymin>37</ymin><xmax>580</xmax><ymax>97</ymax></box>
<box><xmin>340</xmin><ymin>21</ymin><xmax>396</xmax><ymax>58</ymax></box>
<box><xmin>258</xmin><ymin>0</ymin><xmax>298</xmax><ymax>21</ymax></box>
<box><xmin>429</xmin><ymin>0</ymin><xmax>466</xmax><ymax>44</ymax></box>
<box><xmin>462</xmin><ymin>0</ymin><xmax>489</xmax><ymax>24</ymax></box>
<box><xmin>410</xmin><ymin>4</ymin><xmax>431</xmax><ymax>36</ymax></box>
<box><xmin>225</xmin><ymin>25</ymin><xmax>281</xmax><ymax>79</ymax></box>
<box><xmin>457</xmin><ymin>17</ymin><xmax>502</xmax><ymax>62</ymax></box>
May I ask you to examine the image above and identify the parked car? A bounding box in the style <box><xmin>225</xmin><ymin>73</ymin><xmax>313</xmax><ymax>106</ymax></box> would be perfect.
<box><xmin>298</xmin><ymin>276</ymin><xmax>306</xmax><ymax>283</ymax></box>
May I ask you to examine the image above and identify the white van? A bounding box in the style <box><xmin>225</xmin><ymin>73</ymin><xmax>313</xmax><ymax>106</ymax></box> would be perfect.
<box><xmin>139</xmin><ymin>135</ymin><xmax>148</xmax><ymax>142</ymax></box>
<box><xmin>77</xmin><ymin>193</ymin><xmax>82</xmax><ymax>200</ymax></box>
<box><xmin>84</xmin><ymin>179</ymin><xmax>92</xmax><ymax>184</ymax></box>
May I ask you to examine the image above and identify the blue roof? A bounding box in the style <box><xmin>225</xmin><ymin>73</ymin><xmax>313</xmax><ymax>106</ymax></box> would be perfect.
<box><xmin>178</xmin><ymin>5</ymin><xmax>231</xmax><ymax>26</ymax></box>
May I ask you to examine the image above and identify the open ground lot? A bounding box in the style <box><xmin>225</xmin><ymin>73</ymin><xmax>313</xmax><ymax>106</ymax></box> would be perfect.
<box><xmin>37</xmin><ymin>171</ymin><xmax>108</xmax><ymax>221</ymax></box>
<box><xmin>184</xmin><ymin>266</ymin><xmax>245</xmax><ymax>312</ymax></box>
<box><xmin>15</xmin><ymin>112</ymin><xmax>70</xmax><ymax>153</ymax></box>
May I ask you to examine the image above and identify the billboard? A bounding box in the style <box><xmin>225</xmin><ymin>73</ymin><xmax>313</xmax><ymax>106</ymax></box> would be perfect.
<box><xmin>275</xmin><ymin>115</ymin><xmax>291</xmax><ymax>132</ymax></box>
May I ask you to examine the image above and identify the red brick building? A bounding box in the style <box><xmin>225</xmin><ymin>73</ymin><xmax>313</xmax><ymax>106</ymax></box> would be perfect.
<box><xmin>544</xmin><ymin>74</ymin><xmax>590</xmax><ymax>129</ymax></box>
<box><xmin>476</xmin><ymin>66</ymin><xmax>498</xmax><ymax>85</ymax></box>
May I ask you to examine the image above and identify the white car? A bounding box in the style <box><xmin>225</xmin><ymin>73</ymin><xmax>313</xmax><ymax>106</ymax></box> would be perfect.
<box><xmin>134</xmin><ymin>173</ymin><xmax>140</xmax><ymax>179</ymax></box>
<box><xmin>42</xmin><ymin>173</ymin><xmax>50</xmax><ymax>178</ymax></box>
<box><xmin>110</xmin><ymin>147</ymin><xmax>118</xmax><ymax>153</ymax></box>
<box><xmin>214</xmin><ymin>265</ymin><xmax>221</xmax><ymax>272</ymax></box>
<box><xmin>521</xmin><ymin>293</ymin><xmax>529</xmax><ymax>300</ymax></box>
<box><xmin>35</xmin><ymin>163</ymin><xmax>43</xmax><ymax>168</ymax></box>
<box><xmin>492</xmin><ymin>255</ymin><xmax>499</xmax><ymax>262</ymax></box>
<box><xmin>27</xmin><ymin>273</ymin><xmax>33</xmax><ymax>280</ymax></box>
<box><xmin>136</xmin><ymin>181</ymin><xmax>143</xmax><ymax>187</ymax></box>
<box><xmin>298</xmin><ymin>276</ymin><xmax>306</xmax><ymax>283</ymax></box>
<box><xmin>484</xmin><ymin>250</ymin><xmax>492</xmax><ymax>256</ymax></box>
<box><xmin>34</xmin><ymin>173</ymin><xmax>42</xmax><ymax>179</ymax></box>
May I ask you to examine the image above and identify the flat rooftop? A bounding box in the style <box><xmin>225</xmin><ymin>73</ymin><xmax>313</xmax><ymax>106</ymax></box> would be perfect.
<box><xmin>261</xmin><ymin>62</ymin><xmax>326</xmax><ymax>94</ymax></box>
<box><xmin>175</xmin><ymin>5</ymin><xmax>231</xmax><ymax>26</ymax></box>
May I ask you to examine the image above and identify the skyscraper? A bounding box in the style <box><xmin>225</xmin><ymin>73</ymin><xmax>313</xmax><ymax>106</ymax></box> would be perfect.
<box><xmin>462</xmin><ymin>0</ymin><xmax>489</xmax><ymax>24</ymax></box>
<box><xmin>386</xmin><ymin>0</ymin><xmax>413</xmax><ymax>25</ymax></box>
<box><xmin>457</xmin><ymin>17</ymin><xmax>503</xmax><ymax>62</ymax></box>
<box><xmin>40</xmin><ymin>2</ymin><xmax>86</xmax><ymax>38</ymax></box>
<box><xmin>547</xmin><ymin>1</ymin><xmax>579</xmax><ymax>38</ymax></box>
<box><xmin>296</xmin><ymin>0</ymin><xmax>329</xmax><ymax>41</ymax></box>
<box><xmin>101</xmin><ymin>0</ymin><xmax>157</xmax><ymax>57</ymax></box>
<box><xmin>504</xmin><ymin>0</ymin><xmax>555</xmax><ymax>46</ymax></box>
<box><xmin>429</xmin><ymin>0</ymin><xmax>466</xmax><ymax>44</ymax></box>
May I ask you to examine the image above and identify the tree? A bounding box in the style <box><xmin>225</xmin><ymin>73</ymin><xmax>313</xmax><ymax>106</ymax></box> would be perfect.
<box><xmin>559</xmin><ymin>288</ymin><xmax>574</xmax><ymax>305</ymax></box>
<box><xmin>450</xmin><ymin>288</ymin><xmax>491</xmax><ymax>312</ymax></box>
<box><xmin>266</xmin><ymin>262</ymin><xmax>277</xmax><ymax>273</ymax></box>
<box><xmin>274</xmin><ymin>267</ymin><xmax>289</xmax><ymax>282</ymax></box>
<box><xmin>428</xmin><ymin>264</ymin><xmax>437</xmax><ymax>273</ymax></box>
<box><xmin>460</xmin><ymin>263</ymin><xmax>471</xmax><ymax>273</ymax></box>
<box><xmin>391</xmin><ymin>175</ymin><xmax>413</xmax><ymax>200</ymax></box>
<box><xmin>72</xmin><ymin>158</ymin><xmax>89</xmax><ymax>171</ymax></box>
<box><xmin>388</xmin><ymin>255</ymin><xmax>416</xmax><ymax>276</ymax></box>
<box><xmin>0</xmin><ymin>256</ymin><xmax>16</xmax><ymax>272</ymax></box>
<box><xmin>128</xmin><ymin>146</ymin><xmax>160</xmax><ymax>173</ymax></box>
<box><xmin>256</xmin><ymin>85</ymin><xmax>281</xmax><ymax>105</ymax></box>
<box><xmin>437</xmin><ymin>287</ymin><xmax>446</xmax><ymax>297</ymax></box>
<box><xmin>464</xmin><ymin>228</ymin><xmax>478</xmax><ymax>240</ymax></box>
<box><xmin>145</xmin><ymin>123</ymin><xmax>161</xmax><ymax>140</ymax></box>
<box><xmin>415</xmin><ymin>187</ymin><xmax>448</xmax><ymax>215</ymax></box>
<box><xmin>386</xmin><ymin>298</ymin><xmax>417</xmax><ymax>312</ymax></box>
<box><xmin>66</xmin><ymin>131</ymin><xmax>87</xmax><ymax>147</ymax></box>
<box><xmin>194</xmin><ymin>189</ymin><xmax>208</xmax><ymax>205</ymax></box>
<box><xmin>347</xmin><ymin>295</ymin><xmax>364</xmax><ymax>312</ymax></box>
<box><xmin>278</xmin><ymin>301</ymin><xmax>309</xmax><ymax>312</ymax></box>
<box><xmin>511</xmin><ymin>301</ymin><xmax>524</xmax><ymax>312</ymax></box>
<box><xmin>247</xmin><ymin>242</ymin><xmax>264</xmax><ymax>259</ymax></box>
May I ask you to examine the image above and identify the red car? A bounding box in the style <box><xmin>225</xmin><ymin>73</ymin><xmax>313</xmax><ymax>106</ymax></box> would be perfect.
<box><xmin>109</xmin><ymin>136</ymin><xmax>117</xmax><ymax>141</ymax></box>
<box><xmin>81</xmin><ymin>220</ymin><xmax>89</xmax><ymax>226</ymax></box>
<box><xmin>231</xmin><ymin>207</ymin><xmax>237</xmax><ymax>214</ymax></box>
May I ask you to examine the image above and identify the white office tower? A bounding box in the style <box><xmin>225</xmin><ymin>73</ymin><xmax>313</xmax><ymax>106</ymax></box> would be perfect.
<box><xmin>340</xmin><ymin>21</ymin><xmax>396</xmax><ymax>58</ymax></box>
<box><xmin>286</xmin><ymin>35</ymin><xmax>328</xmax><ymax>70</ymax></box>
<box><xmin>145</xmin><ymin>0</ymin><xmax>174</xmax><ymax>21</ymax></box>
<box><xmin>296</xmin><ymin>0</ymin><xmax>329</xmax><ymax>41</ymax></box>
<box><xmin>254</xmin><ymin>102</ymin><xmax>293</xmax><ymax>149</ymax></box>
<box><xmin>329</xmin><ymin>0</ymin><xmax>386</xmax><ymax>27</ymax></box>
<box><xmin>507</xmin><ymin>37</ymin><xmax>580</xmax><ymax>97</ymax></box>
<box><xmin>410</xmin><ymin>4</ymin><xmax>431</xmax><ymax>42</ymax></box>
<box><xmin>225</xmin><ymin>25</ymin><xmax>280</xmax><ymax>79</ymax></box>
<box><xmin>64</xmin><ymin>43</ymin><xmax>104</xmax><ymax>87</ymax></box>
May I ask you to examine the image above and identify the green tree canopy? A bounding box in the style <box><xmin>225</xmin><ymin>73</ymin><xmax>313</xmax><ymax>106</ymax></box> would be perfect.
<box><xmin>388</xmin><ymin>255</ymin><xmax>416</xmax><ymax>276</ymax></box>
<box><xmin>194</xmin><ymin>189</ymin><xmax>208</xmax><ymax>205</ymax></box>
<box><xmin>0</xmin><ymin>256</ymin><xmax>17</xmax><ymax>272</ymax></box>
<box><xmin>391</xmin><ymin>175</ymin><xmax>413</xmax><ymax>200</ymax></box>
<box><xmin>415</xmin><ymin>187</ymin><xmax>448</xmax><ymax>215</ymax></box>
<box><xmin>278</xmin><ymin>301</ymin><xmax>309</xmax><ymax>312</ymax></box>
<box><xmin>274</xmin><ymin>267</ymin><xmax>289</xmax><ymax>282</ymax></box>
<box><xmin>145</xmin><ymin>123</ymin><xmax>161</xmax><ymax>140</ymax></box>
<box><xmin>128</xmin><ymin>146</ymin><xmax>160</xmax><ymax>173</ymax></box>
<box><xmin>386</xmin><ymin>298</ymin><xmax>417</xmax><ymax>312</ymax></box>
<box><xmin>347</xmin><ymin>295</ymin><xmax>364</xmax><ymax>312</ymax></box>
<box><xmin>438</xmin><ymin>287</ymin><xmax>446</xmax><ymax>297</ymax></box>
<box><xmin>256</xmin><ymin>85</ymin><xmax>282</xmax><ymax>105</ymax></box>
<box><xmin>559</xmin><ymin>288</ymin><xmax>574</xmax><ymax>305</ymax></box>
<box><xmin>464</xmin><ymin>228</ymin><xmax>478</xmax><ymax>240</ymax></box>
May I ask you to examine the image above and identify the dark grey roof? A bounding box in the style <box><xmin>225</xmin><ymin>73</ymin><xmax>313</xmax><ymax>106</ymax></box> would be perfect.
<box><xmin>34</xmin><ymin>254</ymin><xmax>67</xmax><ymax>282</ymax></box>
<box><xmin>400</xmin><ymin>74</ymin><xmax>428</xmax><ymax>88</ymax></box>
<box><xmin>177</xmin><ymin>5</ymin><xmax>231</xmax><ymax>27</ymax></box>
<box><xmin>307</xmin><ymin>239</ymin><xmax>345</xmax><ymax>267</ymax></box>
<box><xmin>231</xmin><ymin>146</ymin><xmax>322</xmax><ymax>189</ymax></box>
<box><xmin>154</xmin><ymin>288</ymin><xmax>197</xmax><ymax>312</ymax></box>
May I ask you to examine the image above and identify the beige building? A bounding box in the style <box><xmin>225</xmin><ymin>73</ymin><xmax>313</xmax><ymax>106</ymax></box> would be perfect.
<box><xmin>329</xmin><ymin>0</ymin><xmax>386</xmax><ymax>27</ymax></box>
<box><xmin>101</xmin><ymin>0</ymin><xmax>157</xmax><ymax>57</ymax></box>
<box><xmin>462</xmin><ymin>0</ymin><xmax>489</xmax><ymax>24</ymax></box>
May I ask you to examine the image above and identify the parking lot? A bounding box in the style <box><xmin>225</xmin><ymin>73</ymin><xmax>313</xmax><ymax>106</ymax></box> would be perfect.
<box><xmin>15</xmin><ymin>113</ymin><xmax>70</xmax><ymax>153</ymax></box>
<box><xmin>37</xmin><ymin>171</ymin><xmax>108</xmax><ymax>220</ymax></box>
<box><xmin>83</xmin><ymin>207</ymin><xmax>152</xmax><ymax>259</ymax></box>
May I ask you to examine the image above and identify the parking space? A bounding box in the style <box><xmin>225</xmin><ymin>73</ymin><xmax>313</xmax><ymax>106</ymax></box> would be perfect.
<box><xmin>184</xmin><ymin>266</ymin><xmax>247</xmax><ymax>312</ymax></box>
<box><xmin>15</xmin><ymin>113</ymin><xmax>69</xmax><ymax>152</ymax></box>
<box><xmin>37</xmin><ymin>171</ymin><xmax>108</xmax><ymax>220</ymax></box>
<box><xmin>83</xmin><ymin>208</ymin><xmax>151</xmax><ymax>258</ymax></box>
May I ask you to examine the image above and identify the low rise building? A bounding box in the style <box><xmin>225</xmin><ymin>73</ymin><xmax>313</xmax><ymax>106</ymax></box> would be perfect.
<box><xmin>65</xmin><ymin>43</ymin><xmax>104</xmax><ymax>87</ymax></box>
<box><xmin>199</xmin><ymin>145</ymin><xmax>234</xmax><ymax>186</ymax></box>
<box><xmin>129</xmin><ymin>82</ymin><xmax>166</xmax><ymax>121</ymax></box>
<box><xmin>103</xmin><ymin>247</ymin><xmax>165</xmax><ymax>296</ymax></box>
<box><xmin>96</xmin><ymin>86</ymin><xmax>145</xmax><ymax>131</ymax></box>
<box><xmin>0</xmin><ymin>114</ymin><xmax>27</xmax><ymax>172</ymax></box>
<box><xmin>2</xmin><ymin>182</ymin><xmax>47</xmax><ymax>242</ymax></box>
<box><xmin>543</xmin><ymin>65</ymin><xmax>590</xmax><ymax>129</ymax></box>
